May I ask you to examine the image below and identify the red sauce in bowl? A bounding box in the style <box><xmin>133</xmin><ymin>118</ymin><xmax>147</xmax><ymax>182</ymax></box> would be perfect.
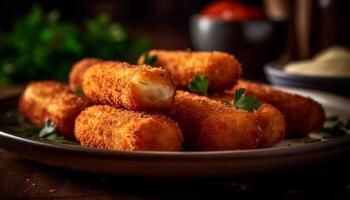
<box><xmin>201</xmin><ymin>0</ymin><xmax>265</xmax><ymax>20</ymax></box>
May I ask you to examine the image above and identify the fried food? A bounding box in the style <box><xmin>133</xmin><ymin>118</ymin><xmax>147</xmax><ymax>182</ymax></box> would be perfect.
<box><xmin>210</xmin><ymin>93</ymin><xmax>286</xmax><ymax>148</ymax></box>
<box><xmin>82</xmin><ymin>61</ymin><xmax>175</xmax><ymax>112</ymax></box>
<box><xmin>19</xmin><ymin>81</ymin><xmax>89</xmax><ymax>138</ymax></box>
<box><xmin>75</xmin><ymin>105</ymin><xmax>183</xmax><ymax>151</ymax></box>
<box><xmin>228</xmin><ymin>80</ymin><xmax>325</xmax><ymax>137</ymax></box>
<box><xmin>253</xmin><ymin>104</ymin><xmax>286</xmax><ymax>147</ymax></box>
<box><xmin>69</xmin><ymin>57</ymin><xmax>103</xmax><ymax>91</ymax></box>
<box><xmin>138</xmin><ymin>50</ymin><xmax>242</xmax><ymax>92</ymax></box>
<box><xmin>168</xmin><ymin>91</ymin><xmax>261</xmax><ymax>151</ymax></box>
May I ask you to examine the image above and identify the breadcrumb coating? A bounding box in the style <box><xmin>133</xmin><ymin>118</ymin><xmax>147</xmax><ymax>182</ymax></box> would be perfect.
<box><xmin>229</xmin><ymin>80</ymin><xmax>325</xmax><ymax>137</ymax></box>
<box><xmin>253</xmin><ymin>104</ymin><xmax>286</xmax><ymax>147</ymax></box>
<box><xmin>75</xmin><ymin>105</ymin><xmax>183</xmax><ymax>151</ymax></box>
<box><xmin>19</xmin><ymin>81</ymin><xmax>89</xmax><ymax>138</ymax></box>
<box><xmin>82</xmin><ymin>61</ymin><xmax>175</xmax><ymax>112</ymax></box>
<box><xmin>69</xmin><ymin>58</ymin><xmax>103</xmax><ymax>91</ymax></box>
<box><xmin>138</xmin><ymin>50</ymin><xmax>242</xmax><ymax>92</ymax></box>
<box><xmin>210</xmin><ymin>93</ymin><xmax>286</xmax><ymax>148</ymax></box>
<box><xmin>168</xmin><ymin>91</ymin><xmax>261</xmax><ymax>151</ymax></box>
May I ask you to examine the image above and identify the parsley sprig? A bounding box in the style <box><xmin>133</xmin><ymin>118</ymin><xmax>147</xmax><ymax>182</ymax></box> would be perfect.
<box><xmin>0</xmin><ymin>111</ymin><xmax>73</xmax><ymax>144</ymax></box>
<box><xmin>38</xmin><ymin>120</ymin><xmax>56</xmax><ymax>137</ymax></box>
<box><xmin>315</xmin><ymin>116</ymin><xmax>350</xmax><ymax>139</ymax></box>
<box><xmin>233</xmin><ymin>88</ymin><xmax>261</xmax><ymax>112</ymax></box>
<box><xmin>16</xmin><ymin>119</ymin><xmax>69</xmax><ymax>143</ymax></box>
<box><xmin>221</xmin><ymin>88</ymin><xmax>261</xmax><ymax>112</ymax></box>
<box><xmin>74</xmin><ymin>87</ymin><xmax>84</xmax><ymax>96</ymax></box>
<box><xmin>142</xmin><ymin>51</ymin><xmax>158</xmax><ymax>66</ymax></box>
<box><xmin>188</xmin><ymin>73</ymin><xmax>209</xmax><ymax>96</ymax></box>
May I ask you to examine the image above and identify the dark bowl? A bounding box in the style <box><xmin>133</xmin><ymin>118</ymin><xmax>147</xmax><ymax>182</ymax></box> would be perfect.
<box><xmin>264</xmin><ymin>61</ymin><xmax>350</xmax><ymax>96</ymax></box>
<box><xmin>190</xmin><ymin>15</ymin><xmax>288</xmax><ymax>78</ymax></box>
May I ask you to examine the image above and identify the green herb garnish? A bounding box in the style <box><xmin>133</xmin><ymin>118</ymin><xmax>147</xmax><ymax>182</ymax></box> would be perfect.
<box><xmin>142</xmin><ymin>51</ymin><xmax>158</xmax><ymax>66</ymax></box>
<box><xmin>0</xmin><ymin>111</ymin><xmax>21</xmax><ymax>126</ymax></box>
<box><xmin>75</xmin><ymin>87</ymin><xmax>84</xmax><ymax>96</ymax></box>
<box><xmin>326</xmin><ymin>116</ymin><xmax>339</xmax><ymax>122</ymax></box>
<box><xmin>38</xmin><ymin>120</ymin><xmax>56</xmax><ymax>137</ymax></box>
<box><xmin>16</xmin><ymin>119</ymin><xmax>65</xmax><ymax>142</ymax></box>
<box><xmin>188</xmin><ymin>73</ymin><xmax>209</xmax><ymax>96</ymax></box>
<box><xmin>315</xmin><ymin>116</ymin><xmax>350</xmax><ymax>139</ymax></box>
<box><xmin>233</xmin><ymin>88</ymin><xmax>261</xmax><ymax>112</ymax></box>
<box><xmin>0</xmin><ymin>111</ymin><xmax>72</xmax><ymax>144</ymax></box>
<box><xmin>16</xmin><ymin>121</ymin><xmax>68</xmax><ymax>143</ymax></box>
<box><xmin>220</xmin><ymin>88</ymin><xmax>261</xmax><ymax>112</ymax></box>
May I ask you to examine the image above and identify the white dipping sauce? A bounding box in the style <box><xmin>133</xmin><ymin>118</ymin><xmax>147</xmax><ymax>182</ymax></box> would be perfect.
<box><xmin>285</xmin><ymin>46</ymin><xmax>350</xmax><ymax>77</ymax></box>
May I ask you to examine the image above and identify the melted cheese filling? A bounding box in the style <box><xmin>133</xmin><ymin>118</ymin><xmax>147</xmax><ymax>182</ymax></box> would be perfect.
<box><xmin>132</xmin><ymin>77</ymin><xmax>174</xmax><ymax>102</ymax></box>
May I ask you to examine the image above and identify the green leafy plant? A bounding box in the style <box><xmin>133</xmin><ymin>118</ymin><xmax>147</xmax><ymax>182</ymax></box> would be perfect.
<box><xmin>0</xmin><ymin>6</ymin><xmax>151</xmax><ymax>85</ymax></box>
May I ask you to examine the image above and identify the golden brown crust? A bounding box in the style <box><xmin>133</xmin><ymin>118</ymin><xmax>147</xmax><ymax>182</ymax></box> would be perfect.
<box><xmin>138</xmin><ymin>50</ymin><xmax>242</xmax><ymax>92</ymax></box>
<box><xmin>69</xmin><ymin>58</ymin><xmax>103</xmax><ymax>91</ymax></box>
<box><xmin>74</xmin><ymin>105</ymin><xmax>183</xmax><ymax>151</ymax></box>
<box><xmin>82</xmin><ymin>61</ymin><xmax>175</xmax><ymax>112</ymax></box>
<box><xmin>210</xmin><ymin>93</ymin><xmax>286</xmax><ymax>148</ymax></box>
<box><xmin>229</xmin><ymin>80</ymin><xmax>326</xmax><ymax>137</ymax></box>
<box><xmin>253</xmin><ymin>104</ymin><xmax>286</xmax><ymax>147</ymax></box>
<box><xmin>168</xmin><ymin>91</ymin><xmax>261</xmax><ymax>151</ymax></box>
<box><xmin>18</xmin><ymin>81</ymin><xmax>89</xmax><ymax>138</ymax></box>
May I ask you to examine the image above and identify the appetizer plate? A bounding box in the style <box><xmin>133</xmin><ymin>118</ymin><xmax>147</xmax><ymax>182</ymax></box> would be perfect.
<box><xmin>0</xmin><ymin>87</ymin><xmax>350</xmax><ymax>178</ymax></box>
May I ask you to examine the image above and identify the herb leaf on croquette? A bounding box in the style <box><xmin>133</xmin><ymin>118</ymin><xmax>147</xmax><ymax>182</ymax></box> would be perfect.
<box><xmin>142</xmin><ymin>51</ymin><xmax>158</xmax><ymax>66</ymax></box>
<box><xmin>220</xmin><ymin>88</ymin><xmax>261</xmax><ymax>112</ymax></box>
<box><xmin>188</xmin><ymin>73</ymin><xmax>209</xmax><ymax>96</ymax></box>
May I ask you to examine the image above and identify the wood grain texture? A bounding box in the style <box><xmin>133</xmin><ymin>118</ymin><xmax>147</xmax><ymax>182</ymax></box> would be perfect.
<box><xmin>1</xmin><ymin>149</ymin><xmax>350</xmax><ymax>199</ymax></box>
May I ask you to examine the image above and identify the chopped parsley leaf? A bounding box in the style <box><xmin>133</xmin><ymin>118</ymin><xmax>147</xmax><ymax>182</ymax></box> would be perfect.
<box><xmin>188</xmin><ymin>73</ymin><xmax>209</xmax><ymax>96</ymax></box>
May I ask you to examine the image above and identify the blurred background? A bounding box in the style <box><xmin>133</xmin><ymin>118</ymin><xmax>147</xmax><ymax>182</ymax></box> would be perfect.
<box><xmin>0</xmin><ymin>0</ymin><xmax>349</xmax><ymax>87</ymax></box>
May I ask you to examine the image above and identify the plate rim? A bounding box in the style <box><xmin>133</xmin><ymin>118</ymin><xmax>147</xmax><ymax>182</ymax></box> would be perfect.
<box><xmin>1</xmin><ymin>130</ymin><xmax>350</xmax><ymax>160</ymax></box>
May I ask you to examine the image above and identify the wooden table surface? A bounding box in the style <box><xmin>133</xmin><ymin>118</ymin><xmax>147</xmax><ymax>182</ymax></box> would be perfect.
<box><xmin>1</xmin><ymin>148</ymin><xmax>350</xmax><ymax>200</ymax></box>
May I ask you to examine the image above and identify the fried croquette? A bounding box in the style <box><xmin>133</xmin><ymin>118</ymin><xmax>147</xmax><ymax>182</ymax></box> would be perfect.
<box><xmin>253</xmin><ymin>104</ymin><xmax>286</xmax><ymax>147</ymax></box>
<box><xmin>75</xmin><ymin>105</ymin><xmax>183</xmax><ymax>151</ymax></box>
<box><xmin>19</xmin><ymin>81</ymin><xmax>89</xmax><ymax>138</ymax></box>
<box><xmin>229</xmin><ymin>80</ymin><xmax>325</xmax><ymax>137</ymax></box>
<box><xmin>69</xmin><ymin>57</ymin><xmax>103</xmax><ymax>91</ymax></box>
<box><xmin>168</xmin><ymin>91</ymin><xmax>262</xmax><ymax>151</ymax></box>
<box><xmin>138</xmin><ymin>50</ymin><xmax>242</xmax><ymax>92</ymax></box>
<box><xmin>82</xmin><ymin>61</ymin><xmax>175</xmax><ymax>112</ymax></box>
<box><xmin>210</xmin><ymin>93</ymin><xmax>286</xmax><ymax>148</ymax></box>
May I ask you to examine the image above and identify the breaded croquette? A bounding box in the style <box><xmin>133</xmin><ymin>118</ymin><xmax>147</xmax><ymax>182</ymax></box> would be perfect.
<box><xmin>82</xmin><ymin>61</ymin><xmax>175</xmax><ymax>112</ymax></box>
<box><xmin>69</xmin><ymin>57</ymin><xmax>103</xmax><ymax>91</ymax></box>
<box><xmin>253</xmin><ymin>104</ymin><xmax>286</xmax><ymax>147</ymax></box>
<box><xmin>138</xmin><ymin>50</ymin><xmax>242</xmax><ymax>92</ymax></box>
<box><xmin>229</xmin><ymin>80</ymin><xmax>325</xmax><ymax>137</ymax></box>
<box><xmin>19</xmin><ymin>81</ymin><xmax>89</xmax><ymax>138</ymax></box>
<box><xmin>75</xmin><ymin>105</ymin><xmax>183</xmax><ymax>151</ymax></box>
<box><xmin>210</xmin><ymin>93</ymin><xmax>286</xmax><ymax>148</ymax></box>
<box><xmin>168</xmin><ymin>91</ymin><xmax>261</xmax><ymax>151</ymax></box>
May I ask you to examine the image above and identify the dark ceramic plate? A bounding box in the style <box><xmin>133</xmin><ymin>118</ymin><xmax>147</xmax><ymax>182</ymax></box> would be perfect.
<box><xmin>264</xmin><ymin>61</ymin><xmax>350</xmax><ymax>95</ymax></box>
<box><xmin>0</xmin><ymin>88</ymin><xmax>350</xmax><ymax>178</ymax></box>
